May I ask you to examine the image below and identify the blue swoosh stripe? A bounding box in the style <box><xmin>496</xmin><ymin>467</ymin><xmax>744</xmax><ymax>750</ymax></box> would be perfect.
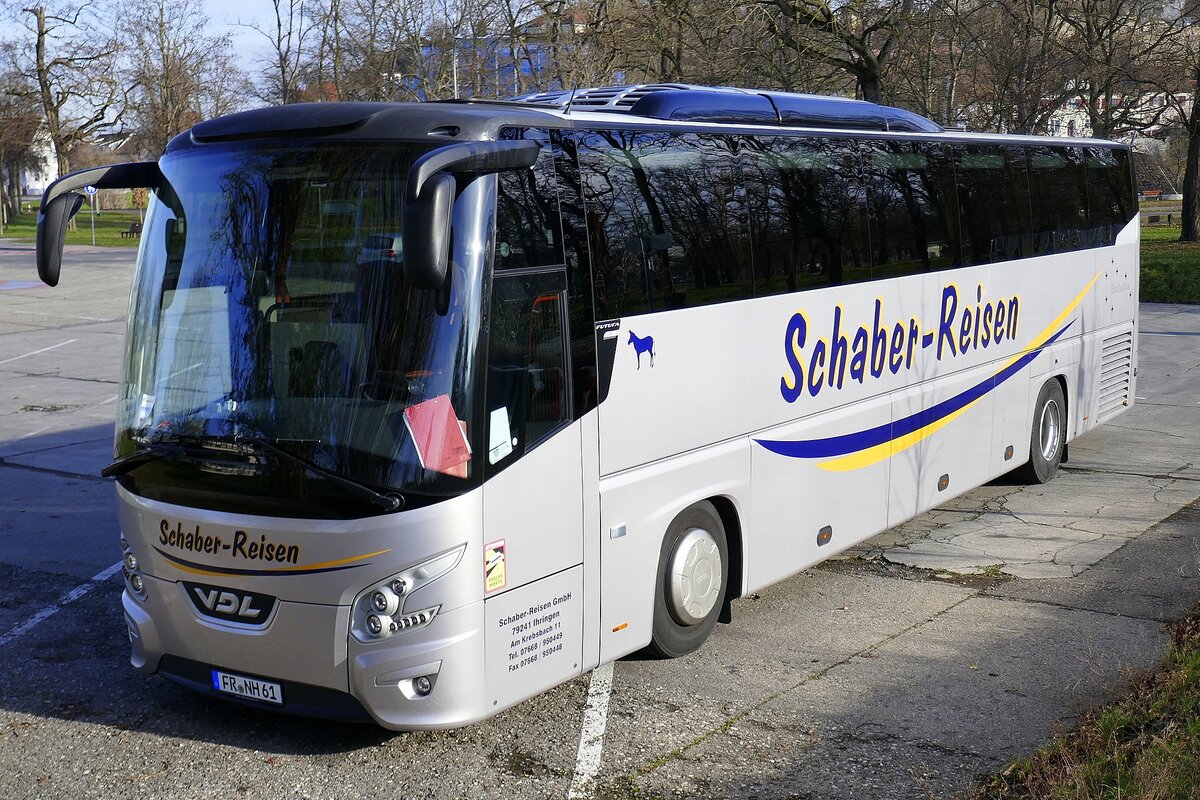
<box><xmin>755</xmin><ymin>321</ymin><xmax>1074</xmax><ymax>459</ymax></box>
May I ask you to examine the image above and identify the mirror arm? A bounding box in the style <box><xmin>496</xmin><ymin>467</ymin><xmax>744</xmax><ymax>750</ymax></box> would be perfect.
<box><xmin>39</xmin><ymin>162</ymin><xmax>162</xmax><ymax>210</ymax></box>
<box><xmin>406</xmin><ymin>140</ymin><xmax>541</xmax><ymax>202</ymax></box>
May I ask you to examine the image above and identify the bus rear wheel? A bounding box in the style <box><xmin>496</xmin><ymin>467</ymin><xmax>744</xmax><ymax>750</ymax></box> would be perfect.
<box><xmin>1015</xmin><ymin>379</ymin><xmax>1066</xmax><ymax>484</ymax></box>
<box><xmin>647</xmin><ymin>501</ymin><xmax>728</xmax><ymax>659</ymax></box>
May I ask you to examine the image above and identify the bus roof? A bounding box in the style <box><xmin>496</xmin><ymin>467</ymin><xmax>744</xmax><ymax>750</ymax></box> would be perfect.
<box><xmin>167</xmin><ymin>85</ymin><xmax>1127</xmax><ymax>153</ymax></box>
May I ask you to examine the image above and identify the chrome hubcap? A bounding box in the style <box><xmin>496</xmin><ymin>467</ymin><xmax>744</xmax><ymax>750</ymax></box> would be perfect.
<box><xmin>668</xmin><ymin>528</ymin><xmax>723</xmax><ymax>625</ymax></box>
<box><xmin>1039</xmin><ymin>399</ymin><xmax>1061</xmax><ymax>462</ymax></box>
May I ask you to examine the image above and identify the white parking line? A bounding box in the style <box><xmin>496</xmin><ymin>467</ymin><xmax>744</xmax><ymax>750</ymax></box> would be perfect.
<box><xmin>567</xmin><ymin>661</ymin><xmax>615</xmax><ymax>799</ymax></box>
<box><xmin>0</xmin><ymin>561</ymin><xmax>123</xmax><ymax>648</ymax></box>
<box><xmin>0</xmin><ymin>338</ymin><xmax>78</xmax><ymax>366</ymax></box>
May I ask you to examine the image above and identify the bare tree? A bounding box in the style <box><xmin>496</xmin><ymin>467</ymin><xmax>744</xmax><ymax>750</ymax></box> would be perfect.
<box><xmin>3</xmin><ymin>2</ymin><xmax>125</xmax><ymax>175</ymax></box>
<box><xmin>884</xmin><ymin>0</ymin><xmax>975</xmax><ymax>125</ymax></box>
<box><xmin>757</xmin><ymin>0</ymin><xmax>916</xmax><ymax>103</ymax></box>
<box><xmin>0</xmin><ymin>62</ymin><xmax>42</xmax><ymax>231</ymax></box>
<box><xmin>1175</xmin><ymin>36</ymin><xmax>1200</xmax><ymax>240</ymax></box>
<box><xmin>946</xmin><ymin>0</ymin><xmax>1077</xmax><ymax>133</ymax></box>
<box><xmin>252</xmin><ymin>0</ymin><xmax>317</xmax><ymax>104</ymax></box>
<box><xmin>1057</xmin><ymin>0</ymin><xmax>1186</xmax><ymax>139</ymax></box>
<box><xmin>123</xmin><ymin>0</ymin><xmax>252</xmax><ymax>157</ymax></box>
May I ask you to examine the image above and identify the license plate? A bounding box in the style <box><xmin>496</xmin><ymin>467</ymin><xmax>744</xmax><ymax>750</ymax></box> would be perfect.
<box><xmin>212</xmin><ymin>669</ymin><xmax>283</xmax><ymax>706</ymax></box>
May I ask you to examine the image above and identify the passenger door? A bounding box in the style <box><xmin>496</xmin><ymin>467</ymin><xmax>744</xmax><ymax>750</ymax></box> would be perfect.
<box><xmin>481</xmin><ymin>266</ymin><xmax>588</xmax><ymax>706</ymax></box>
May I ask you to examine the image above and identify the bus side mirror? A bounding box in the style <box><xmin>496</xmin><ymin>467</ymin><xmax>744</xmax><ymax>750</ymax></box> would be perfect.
<box><xmin>401</xmin><ymin>140</ymin><xmax>542</xmax><ymax>291</ymax></box>
<box><xmin>402</xmin><ymin>172</ymin><xmax>455</xmax><ymax>290</ymax></box>
<box><xmin>36</xmin><ymin>193</ymin><xmax>85</xmax><ymax>287</ymax></box>
<box><xmin>35</xmin><ymin>161</ymin><xmax>161</xmax><ymax>287</ymax></box>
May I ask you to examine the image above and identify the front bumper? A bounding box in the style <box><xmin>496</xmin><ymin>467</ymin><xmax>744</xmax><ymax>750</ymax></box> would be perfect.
<box><xmin>123</xmin><ymin>579</ymin><xmax>490</xmax><ymax>730</ymax></box>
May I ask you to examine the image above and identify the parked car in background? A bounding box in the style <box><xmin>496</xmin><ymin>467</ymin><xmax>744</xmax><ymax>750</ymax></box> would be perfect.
<box><xmin>358</xmin><ymin>233</ymin><xmax>403</xmax><ymax>264</ymax></box>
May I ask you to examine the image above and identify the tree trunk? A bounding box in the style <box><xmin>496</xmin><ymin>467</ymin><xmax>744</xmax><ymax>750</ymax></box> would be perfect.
<box><xmin>859</xmin><ymin>71</ymin><xmax>884</xmax><ymax>104</ymax></box>
<box><xmin>1182</xmin><ymin>65</ymin><xmax>1200</xmax><ymax>242</ymax></box>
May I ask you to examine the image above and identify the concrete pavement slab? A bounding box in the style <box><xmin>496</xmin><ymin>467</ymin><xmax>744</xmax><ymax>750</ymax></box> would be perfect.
<box><xmin>992</xmin><ymin>501</ymin><xmax>1200</xmax><ymax>622</ymax></box>
<box><xmin>597</xmin><ymin>568</ymin><xmax>976</xmax><ymax>780</ymax></box>
<box><xmin>614</xmin><ymin>590</ymin><xmax>1168</xmax><ymax>800</ymax></box>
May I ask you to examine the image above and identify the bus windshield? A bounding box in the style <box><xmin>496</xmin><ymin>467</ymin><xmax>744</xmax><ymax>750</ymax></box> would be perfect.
<box><xmin>116</xmin><ymin>140</ymin><xmax>485</xmax><ymax>517</ymax></box>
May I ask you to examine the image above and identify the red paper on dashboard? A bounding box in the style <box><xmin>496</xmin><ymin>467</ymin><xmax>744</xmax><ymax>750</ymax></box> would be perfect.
<box><xmin>402</xmin><ymin>395</ymin><xmax>472</xmax><ymax>475</ymax></box>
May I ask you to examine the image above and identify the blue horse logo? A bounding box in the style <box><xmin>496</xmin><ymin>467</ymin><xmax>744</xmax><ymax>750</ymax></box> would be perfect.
<box><xmin>627</xmin><ymin>330</ymin><xmax>655</xmax><ymax>369</ymax></box>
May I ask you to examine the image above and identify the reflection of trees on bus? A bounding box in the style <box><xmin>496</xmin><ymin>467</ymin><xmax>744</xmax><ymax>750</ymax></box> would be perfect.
<box><xmin>519</xmin><ymin>128</ymin><xmax>1133</xmax><ymax>324</ymax></box>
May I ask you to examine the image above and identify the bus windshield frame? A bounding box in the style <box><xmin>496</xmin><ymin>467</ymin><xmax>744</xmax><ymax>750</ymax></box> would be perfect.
<box><xmin>115</xmin><ymin>138</ymin><xmax>491</xmax><ymax>518</ymax></box>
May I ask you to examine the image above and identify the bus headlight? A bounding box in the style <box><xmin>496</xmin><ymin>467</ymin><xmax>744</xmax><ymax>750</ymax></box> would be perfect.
<box><xmin>370</xmin><ymin>588</ymin><xmax>400</xmax><ymax>615</ymax></box>
<box><xmin>366</xmin><ymin>614</ymin><xmax>391</xmax><ymax>637</ymax></box>
<box><xmin>351</xmin><ymin>544</ymin><xmax>465</xmax><ymax>643</ymax></box>
<box><xmin>120</xmin><ymin>537</ymin><xmax>147</xmax><ymax>602</ymax></box>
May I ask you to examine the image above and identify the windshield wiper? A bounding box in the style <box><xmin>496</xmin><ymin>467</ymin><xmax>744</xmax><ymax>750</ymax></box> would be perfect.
<box><xmin>230</xmin><ymin>435</ymin><xmax>403</xmax><ymax>512</ymax></box>
<box><xmin>102</xmin><ymin>434</ymin><xmax>403</xmax><ymax>512</ymax></box>
<box><xmin>101</xmin><ymin>441</ymin><xmax>194</xmax><ymax>478</ymax></box>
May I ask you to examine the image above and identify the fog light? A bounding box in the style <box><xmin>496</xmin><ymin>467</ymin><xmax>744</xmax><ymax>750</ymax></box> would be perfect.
<box><xmin>124</xmin><ymin>552</ymin><xmax>139</xmax><ymax>573</ymax></box>
<box><xmin>129</xmin><ymin>573</ymin><xmax>144</xmax><ymax>593</ymax></box>
<box><xmin>413</xmin><ymin>675</ymin><xmax>432</xmax><ymax>696</ymax></box>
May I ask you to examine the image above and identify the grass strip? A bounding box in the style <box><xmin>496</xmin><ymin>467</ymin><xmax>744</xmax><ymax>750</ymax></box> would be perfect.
<box><xmin>968</xmin><ymin>610</ymin><xmax>1200</xmax><ymax>800</ymax></box>
<box><xmin>1141</xmin><ymin>227</ymin><xmax>1200</xmax><ymax>305</ymax></box>
<box><xmin>1</xmin><ymin>210</ymin><xmax>143</xmax><ymax>248</ymax></box>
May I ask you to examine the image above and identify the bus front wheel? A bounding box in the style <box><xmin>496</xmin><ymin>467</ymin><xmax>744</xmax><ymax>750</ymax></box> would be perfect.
<box><xmin>1015</xmin><ymin>379</ymin><xmax>1066</xmax><ymax>484</ymax></box>
<box><xmin>647</xmin><ymin>500</ymin><xmax>729</xmax><ymax>658</ymax></box>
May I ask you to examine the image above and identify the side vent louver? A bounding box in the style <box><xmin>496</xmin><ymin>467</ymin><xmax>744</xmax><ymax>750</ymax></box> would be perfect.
<box><xmin>1097</xmin><ymin>331</ymin><xmax>1133</xmax><ymax>421</ymax></box>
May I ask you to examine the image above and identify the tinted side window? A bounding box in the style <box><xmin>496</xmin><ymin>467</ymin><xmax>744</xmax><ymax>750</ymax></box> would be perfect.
<box><xmin>953</xmin><ymin>145</ymin><xmax>1032</xmax><ymax>265</ymax></box>
<box><xmin>577</xmin><ymin>130</ymin><xmax>751</xmax><ymax>318</ymax></box>
<box><xmin>577</xmin><ymin>130</ymin><xmax>653</xmax><ymax>318</ymax></box>
<box><xmin>548</xmin><ymin>131</ymin><xmax>599</xmax><ymax>417</ymax></box>
<box><xmin>864</xmin><ymin>141</ymin><xmax>958</xmax><ymax>275</ymax></box>
<box><xmin>485</xmin><ymin>269</ymin><xmax>570</xmax><ymax>475</ymax></box>
<box><xmin>744</xmin><ymin>136</ymin><xmax>870</xmax><ymax>294</ymax></box>
<box><xmin>1086</xmin><ymin>147</ymin><xmax>1135</xmax><ymax>245</ymax></box>
<box><xmin>1027</xmin><ymin>146</ymin><xmax>1089</xmax><ymax>254</ymax></box>
<box><xmin>495</xmin><ymin>152</ymin><xmax>564</xmax><ymax>269</ymax></box>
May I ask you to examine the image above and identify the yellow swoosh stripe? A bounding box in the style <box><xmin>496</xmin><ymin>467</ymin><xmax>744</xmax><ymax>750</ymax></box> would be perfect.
<box><xmin>163</xmin><ymin>548</ymin><xmax>392</xmax><ymax>578</ymax></box>
<box><xmin>271</xmin><ymin>548</ymin><xmax>393</xmax><ymax>573</ymax></box>
<box><xmin>816</xmin><ymin>271</ymin><xmax>1101</xmax><ymax>473</ymax></box>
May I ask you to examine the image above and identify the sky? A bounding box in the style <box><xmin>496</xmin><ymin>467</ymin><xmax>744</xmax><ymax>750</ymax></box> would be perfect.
<box><xmin>200</xmin><ymin>0</ymin><xmax>275</xmax><ymax>66</ymax></box>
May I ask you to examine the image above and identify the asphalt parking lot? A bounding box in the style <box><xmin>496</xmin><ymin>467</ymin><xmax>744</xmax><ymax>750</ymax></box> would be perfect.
<box><xmin>1</xmin><ymin>241</ymin><xmax>1198</xmax><ymax>799</ymax></box>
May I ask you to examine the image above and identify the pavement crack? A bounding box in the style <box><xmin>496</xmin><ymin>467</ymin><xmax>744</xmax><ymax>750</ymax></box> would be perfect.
<box><xmin>1062</xmin><ymin>465</ymin><xmax>1200</xmax><ymax>483</ymax></box>
<box><xmin>0</xmin><ymin>370</ymin><xmax>119</xmax><ymax>385</ymax></box>
<box><xmin>1098</xmin><ymin>423</ymin><xmax>1188</xmax><ymax>440</ymax></box>
<box><xmin>837</xmin><ymin>726</ymin><xmax>985</xmax><ymax>762</ymax></box>
<box><xmin>979</xmin><ymin>592</ymin><xmax>1171</xmax><ymax>624</ymax></box>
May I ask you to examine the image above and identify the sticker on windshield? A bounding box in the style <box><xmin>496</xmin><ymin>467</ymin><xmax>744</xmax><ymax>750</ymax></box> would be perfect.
<box><xmin>485</xmin><ymin>540</ymin><xmax>507</xmax><ymax>593</ymax></box>
<box><xmin>136</xmin><ymin>394</ymin><xmax>156</xmax><ymax>426</ymax></box>
<box><xmin>488</xmin><ymin>407</ymin><xmax>514</xmax><ymax>464</ymax></box>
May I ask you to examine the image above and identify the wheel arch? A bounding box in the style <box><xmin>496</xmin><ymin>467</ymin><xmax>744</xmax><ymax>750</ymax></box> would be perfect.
<box><xmin>706</xmin><ymin>494</ymin><xmax>743</xmax><ymax>620</ymax></box>
<box><xmin>1050</xmin><ymin>372</ymin><xmax>1071</xmax><ymax>460</ymax></box>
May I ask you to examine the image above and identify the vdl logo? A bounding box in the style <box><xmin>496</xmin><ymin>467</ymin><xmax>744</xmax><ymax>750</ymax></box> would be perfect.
<box><xmin>182</xmin><ymin>581</ymin><xmax>277</xmax><ymax>625</ymax></box>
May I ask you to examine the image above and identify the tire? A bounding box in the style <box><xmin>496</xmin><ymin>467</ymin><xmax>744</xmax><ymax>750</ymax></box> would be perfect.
<box><xmin>1015</xmin><ymin>379</ymin><xmax>1066</xmax><ymax>484</ymax></box>
<box><xmin>646</xmin><ymin>501</ymin><xmax>729</xmax><ymax>659</ymax></box>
